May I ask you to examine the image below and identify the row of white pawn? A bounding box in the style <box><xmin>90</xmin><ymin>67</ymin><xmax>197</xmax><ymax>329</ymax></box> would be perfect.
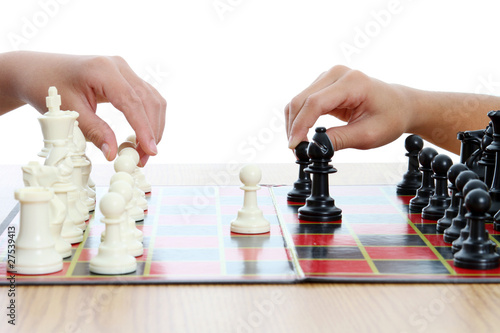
<box><xmin>89</xmin><ymin>144</ymin><xmax>152</xmax><ymax>275</ymax></box>
<box><xmin>10</xmin><ymin>144</ymin><xmax>150</xmax><ymax>275</ymax></box>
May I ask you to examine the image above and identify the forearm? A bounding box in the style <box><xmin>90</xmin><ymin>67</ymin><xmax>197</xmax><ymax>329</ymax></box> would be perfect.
<box><xmin>404</xmin><ymin>87</ymin><xmax>499</xmax><ymax>154</ymax></box>
<box><xmin>0</xmin><ymin>51</ymin><xmax>27</xmax><ymax>114</ymax></box>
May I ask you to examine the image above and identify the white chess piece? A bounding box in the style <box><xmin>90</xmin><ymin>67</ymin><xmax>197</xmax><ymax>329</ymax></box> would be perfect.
<box><xmin>126</xmin><ymin>135</ymin><xmax>137</xmax><ymax>145</ymax></box>
<box><xmin>37</xmin><ymin>86</ymin><xmax>64</xmax><ymax>158</ymax></box>
<box><xmin>120</xmin><ymin>136</ymin><xmax>152</xmax><ymax>193</ymax></box>
<box><xmin>10</xmin><ymin>187</ymin><xmax>63</xmax><ymax>275</ymax></box>
<box><xmin>118</xmin><ymin>147</ymin><xmax>148</xmax><ymax>211</ymax></box>
<box><xmin>21</xmin><ymin>160</ymin><xmax>84</xmax><ymax>244</ymax></box>
<box><xmin>114</xmin><ymin>155</ymin><xmax>145</xmax><ymax>222</ymax></box>
<box><xmin>108</xmin><ymin>180</ymin><xmax>143</xmax><ymax>256</ymax></box>
<box><xmin>39</xmin><ymin>87</ymin><xmax>88</xmax><ymax>230</ymax></box>
<box><xmin>118</xmin><ymin>140</ymin><xmax>136</xmax><ymax>153</ymax></box>
<box><xmin>110</xmin><ymin>172</ymin><xmax>145</xmax><ymax>241</ymax></box>
<box><xmin>230</xmin><ymin>165</ymin><xmax>270</xmax><ymax>234</ymax></box>
<box><xmin>49</xmin><ymin>192</ymin><xmax>72</xmax><ymax>258</ymax></box>
<box><xmin>89</xmin><ymin>192</ymin><xmax>137</xmax><ymax>275</ymax></box>
<box><xmin>73</xmin><ymin>121</ymin><xmax>96</xmax><ymax>212</ymax></box>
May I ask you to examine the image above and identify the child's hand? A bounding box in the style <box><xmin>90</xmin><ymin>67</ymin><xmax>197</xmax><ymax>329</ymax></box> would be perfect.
<box><xmin>1</xmin><ymin>51</ymin><xmax>166</xmax><ymax>166</ymax></box>
<box><xmin>285</xmin><ymin>65</ymin><xmax>410</xmax><ymax>152</ymax></box>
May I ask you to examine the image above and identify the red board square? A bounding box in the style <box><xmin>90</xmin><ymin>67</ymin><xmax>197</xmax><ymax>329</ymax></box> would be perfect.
<box><xmin>424</xmin><ymin>234</ymin><xmax>450</xmax><ymax>247</ymax></box>
<box><xmin>225</xmin><ymin>248</ymin><xmax>290</xmax><ymax>261</ymax></box>
<box><xmin>154</xmin><ymin>236</ymin><xmax>219</xmax><ymax>248</ymax></box>
<box><xmin>486</xmin><ymin>224</ymin><xmax>500</xmax><ymax>235</ymax></box>
<box><xmin>291</xmin><ymin>234</ymin><xmax>357</xmax><ymax>246</ymax></box>
<box><xmin>396</xmin><ymin>196</ymin><xmax>413</xmax><ymax>205</ymax></box>
<box><xmin>350</xmin><ymin>223</ymin><xmax>416</xmax><ymax>235</ymax></box>
<box><xmin>407</xmin><ymin>214</ymin><xmax>437</xmax><ymax>224</ymax></box>
<box><xmin>77</xmin><ymin>248</ymin><xmax>149</xmax><ymax>261</ymax></box>
<box><xmin>77</xmin><ymin>248</ymin><xmax>98</xmax><ymax>261</ymax></box>
<box><xmin>364</xmin><ymin>246</ymin><xmax>438</xmax><ymax>260</ymax></box>
<box><xmin>300</xmin><ymin>259</ymin><xmax>373</xmax><ymax>274</ymax></box>
<box><xmin>149</xmin><ymin>261</ymin><xmax>221</xmax><ymax>275</ymax></box>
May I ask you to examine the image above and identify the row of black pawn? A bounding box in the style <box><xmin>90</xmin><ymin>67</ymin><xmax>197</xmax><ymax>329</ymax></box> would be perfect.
<box><xmin>398</xmin><ymin>134</ymin><xmax>500</xmax><ymax>270</ymax></box>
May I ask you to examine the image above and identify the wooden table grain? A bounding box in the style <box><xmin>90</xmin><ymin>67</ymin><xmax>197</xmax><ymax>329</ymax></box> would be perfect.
<box><xmin>1</xmin><ymin>163</ymin><xmax>499</xmax><ymax>333</ymax></box>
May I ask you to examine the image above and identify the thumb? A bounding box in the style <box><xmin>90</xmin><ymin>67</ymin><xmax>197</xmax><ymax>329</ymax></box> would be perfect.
<box><xmin>325</xmin><ymin>121</ymin><xmax>375</xmax><ymax>151</ymax></box>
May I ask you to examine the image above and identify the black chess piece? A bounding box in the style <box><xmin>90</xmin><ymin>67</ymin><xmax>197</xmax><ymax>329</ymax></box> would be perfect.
<box><xmin>409</xmin><ymin>147</ymin><xmax>438</xmax><ymax>213</ymax></box>
<box><xmin>453</xmin><ymin>188</ymin><xmax>500</xmax><ymax>270</ymax></box>
<box><xmin>397</xmin><ymin>134</ymin><xmax>424</xmax><ymax>195</ymax></box>
<box><xmin>478</xmin><ymin>123</ymin><xmax>494</xmax><ymax>187</ymax></box>
<box><xmin>436</xmin><ymin>164</ymin><xmax>469</xmax><ymax>233</ymax></box>
<box><xmin>287</xmin><ymin>141</ymin><xmax>312</xmax><ymax>203</ymax></box>
<box><xmin>487</xmin><ymin>110</ymin><xmax>500</xmax><ymax>216</ymax></box>
<box><xmin>422</xmin><ymin>154</ymin><xmax>453</xmax><ymax>220</ymax></box>
<box><xmin>458</xmin><ymin>129</ymin><xmax>485</xmax><ymax>180</ymax></box>
<box><xmin>443</xmin><ymin>170</ymin><xmax>479</xmax><ymax>243</ymax></box>
<box><xmin>297</xmin><ymin>127</ymin><xmax>342</xmax><ymax>222</ymax></box>
<box><xmin>451</xmin><ymin>179</ymin><xmax>489</xmax><ymax>253</ymax></box>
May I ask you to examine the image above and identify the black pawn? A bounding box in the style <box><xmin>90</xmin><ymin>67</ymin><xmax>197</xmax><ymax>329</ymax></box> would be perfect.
<box><xmin>436</xmin><ymin>164</ymin><xmax>469</xmax><ymax>233</ymax></box>
<box><xmin>443</xmin><ymin>170</ymin><xmax>479</xmax><ymax>243</ymax></box>
<box><xmin>487</xmin><ymin>110</ymin><xmax>500</xmax><ymax>216</ymax></box>
<box><xmin>397</xmin><ymin>134</ymin><xmax>424</xmax><ymax>195</ymax></box>
<box><xmin>478</xmin><ymin>123</ymin><xmax>494</xmax><ymax>187</ymax></box>
<box><xmin>287</xmin><ymin>141</ymin><xmax>311</xmax><ymax>203</ymax></box>
<box><xmin>421</xmin><ymin>154</ymin><xmax>453</xmax><ymax>220</ymax></box>
<box><xmin>451</xmin><ymin>179</ymin><xmax>489</xmax><ymax>253</ymax></box>
<box><xmin>298</xmin><ymin>127</ymin><xmax>342</xmax><ymax>222</ymax></box>
<box><xmin>454</xmin><ymin>188</ymin><xmax>500</xmax><ymax>270</ymax></box>
<box><xmin>409</xmin><ymin>147</ymin><xmax>438</xmax><ymax>213</ymax></box>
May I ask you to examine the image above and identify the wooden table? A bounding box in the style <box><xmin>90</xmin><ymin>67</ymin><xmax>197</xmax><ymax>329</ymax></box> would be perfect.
<box><xmin>1</xmin><ymin>163</ymin><xmax>499</xmax><ymax>333</ymax></box>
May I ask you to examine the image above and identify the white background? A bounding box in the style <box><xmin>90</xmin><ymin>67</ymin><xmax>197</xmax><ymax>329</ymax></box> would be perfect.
<box><xmin>0</xmin><ymin>0</ymin><xmax>499</xmax><ymax>166</ymax></box>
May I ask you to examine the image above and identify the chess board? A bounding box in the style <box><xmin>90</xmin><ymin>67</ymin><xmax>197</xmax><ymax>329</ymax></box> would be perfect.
<box><xmin>2</xmin><ymin>185</ymin><xmax>500</xmax><ymax>285</ymax></box>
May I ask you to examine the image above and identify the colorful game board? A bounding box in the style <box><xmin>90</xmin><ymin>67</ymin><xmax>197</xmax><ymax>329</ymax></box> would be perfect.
<box><xmin>2</xmin><ymin>185</ymin><xmax>500</xmax><ymax>285</ymax></box>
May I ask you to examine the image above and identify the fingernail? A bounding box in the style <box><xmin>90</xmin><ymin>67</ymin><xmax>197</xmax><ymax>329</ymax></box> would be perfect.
<box><xmin>149</xmin><ymin>139</ymin><xmax>158</xmax><ymax>155</ymax></box>
<box><xmin>288</xmin><ymin>136</ymin><xmax>295</xmax><ymax>149</ymax></box>
<box><xmin>101</xmin><ymin>143</ymin><xmax>111</xmax><ymax>160</ymax></box>
<box><xmin>139</xmin><ymin>154</ymin><xmax>149</xmax><ymax>167</ymax></box>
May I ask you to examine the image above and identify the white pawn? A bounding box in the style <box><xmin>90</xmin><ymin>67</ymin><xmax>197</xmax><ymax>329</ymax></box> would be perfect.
<box><xmin>110</xmin><ymin>172</ymin><xmax>144</xmax><ymax>242</ymax></box>
<box><xmin>108</xmin><ymin>180</ymin><xmax>143</xmax><ymax>256</ymax></box>
<box><xmin>230</xmin><ymin>165</ymin><xmax>270</xmax><ymax>234</ymax></box>
<box><xmin>10</xmin><ymin>187</ymin><xmax>63</xmax><ymax>275</ymax></box>
<box><xmin>89</xmin><ymin>192</ymin><xmax>137</xmax><ymax>275</ymax></box>
<box><xmin>114</xmin><ymin>155</ymin><xmax>145</xmax><ymax>222</ymax></box>
<box><xmin>118</xmin><ymin>140</ymin><xmax>136</xmax><ymax>152</ymax></box>
<box><xmin>122</xmin><ymin>135</ymin><xmax>152</xmax><ymax>193</ymax></box>
<box><xmin>118</xmin><ymin>147</ymin><xmax>148</xmax><ymax>211</ymax></box>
